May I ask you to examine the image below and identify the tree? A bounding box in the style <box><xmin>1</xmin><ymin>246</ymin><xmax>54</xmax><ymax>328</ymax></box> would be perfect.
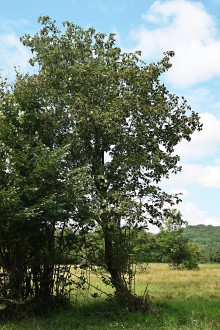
<box><xmin>0</xmin><ymin>16</ymin><xmax>202</xmax><ymax>312</ymax></box>
<box><xmin>0</xmin><ymin>75</ymin><xmax>92</xmax><ymax>314</ymax></box>
<box><xmin>181</xmin><ymin>225</ymin><xmax>220</xmax><ymax>263</ymax></box>
<box><xmin>131</xmin><ymin>229</ymin><xmax>160</xmax><ymax>264</ymax></box>
<box><xmin>158</xmin><ymin>209</ymin><xmax>200</xmax><ymax>269</ymax></box>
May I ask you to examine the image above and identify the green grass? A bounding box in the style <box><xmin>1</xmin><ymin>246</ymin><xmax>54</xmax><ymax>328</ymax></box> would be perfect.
<box><xmin>1</xmin><ymin>264</ymin><xmax>220</xmax><ymax>330</ymax></box>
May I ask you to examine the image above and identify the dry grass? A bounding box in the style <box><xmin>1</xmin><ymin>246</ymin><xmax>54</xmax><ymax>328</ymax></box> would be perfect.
<box><xmin>1</xmin><ymin>263</ymin><xmax>220</xmax><ymax>329</ymax></box>
<box><xmin>73</xmin><ymin>263</ymin><xmax>220</xmax><ymax>302</ymax></box>
<box><xmin>142</xmin><ymin>264</ymin><xmax>220</xmax><ymax>299</ymax></box>
<box><xmin>136</xmin><ymin>263</ymin><xmax>220</xmax><ymax>301</ymax></box>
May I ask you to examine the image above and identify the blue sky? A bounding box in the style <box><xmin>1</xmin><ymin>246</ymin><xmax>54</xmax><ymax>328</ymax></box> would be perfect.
<box><xmin>1</xmin><ymin>0</ymin><xmax>220</xmax><ymax>228</ymax></box>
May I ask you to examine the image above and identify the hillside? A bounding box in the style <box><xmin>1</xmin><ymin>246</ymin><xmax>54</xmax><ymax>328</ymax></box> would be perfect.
<box><xmin>182</xmin><ymin>224</ymin><xmax>220</xmax><ymax>247</ymax></box>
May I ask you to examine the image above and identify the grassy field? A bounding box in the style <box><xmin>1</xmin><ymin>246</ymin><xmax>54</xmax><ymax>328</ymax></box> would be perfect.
<box><xmin>1</xmin><ymin>263</ymin><xmax>220</xmax><ymax>330</ymax></box>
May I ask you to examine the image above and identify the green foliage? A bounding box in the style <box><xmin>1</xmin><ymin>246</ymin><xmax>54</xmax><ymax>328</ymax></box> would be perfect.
<box><xmin>157</xmin><ymin>210</ymin><xmax>200</xmax><ymax>269</ymax></box>
<box><xmin>182</xmin><ymin>224</ymin><xmax>220</xmax><ymax>263</ymax></box>
<box><xmin>0</xmin><ymin>16</ymin><xmax>202</xmax><ymax>313</ymax></box>
<box><xmin>132</xmin><ymin>229</ymin><xmax>159</xmax><ymax>263</ymax></box>
<box><xmin>182</xmin><ymin>224</ymin><xmax>220</xmax><ymax>246</ymax></box>
<box><xmin>0</xmin><ymin>69</ymin><xmax>92</xmax><ymax>308</ymax></box>
<box><xmin>1</xmin><ymin>264</ymin><xmax>220</xmax><ymax>328</ymax></box>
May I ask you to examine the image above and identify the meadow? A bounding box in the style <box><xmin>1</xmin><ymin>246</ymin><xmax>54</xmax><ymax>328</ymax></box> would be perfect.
<box><xmin>1</xmin><ymin>263</ymin><xmax>220</xmax><ymax>330</ymax></box>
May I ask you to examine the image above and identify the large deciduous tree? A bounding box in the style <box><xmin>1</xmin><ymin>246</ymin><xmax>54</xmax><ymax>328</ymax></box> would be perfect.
<box><xmin>0</xmin><ymin>16</ymin><xmax>202</xmax><ymax>312</ymax></box>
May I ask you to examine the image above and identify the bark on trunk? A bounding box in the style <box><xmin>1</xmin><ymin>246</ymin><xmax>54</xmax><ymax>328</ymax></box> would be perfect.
<box><xmin>104</xmin><ymin>228</ymin><xmax>148</xmax><ymax>311</ymax></box>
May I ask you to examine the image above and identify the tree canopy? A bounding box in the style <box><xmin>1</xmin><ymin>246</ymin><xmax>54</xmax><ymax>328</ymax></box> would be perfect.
<box><xmin>0</xmin><ymin>16</ymin><xmax>202</xmax><ymax>313</ymax></box>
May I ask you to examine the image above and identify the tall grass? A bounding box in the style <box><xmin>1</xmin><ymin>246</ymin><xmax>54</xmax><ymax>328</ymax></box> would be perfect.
<box><xmin>1</xmin><ymin>264</ymin><xmax>220</xmax><ymax>329</ymax></box>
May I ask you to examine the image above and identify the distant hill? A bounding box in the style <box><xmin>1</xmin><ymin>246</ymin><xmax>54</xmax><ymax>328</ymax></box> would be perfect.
<box><xmin>182</xmin><ymin>224</ymin><xmax>220</xmax><ymax>247</ymax></box>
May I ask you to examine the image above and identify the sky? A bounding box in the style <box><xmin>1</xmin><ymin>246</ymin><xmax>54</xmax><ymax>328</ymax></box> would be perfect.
<box><xmin>1</xmin><ymin>0</ymin><xmax>220</xmax><ymax>228</ymax></box>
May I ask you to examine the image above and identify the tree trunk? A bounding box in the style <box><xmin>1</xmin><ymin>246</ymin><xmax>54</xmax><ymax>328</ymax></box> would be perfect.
<box><xmin>103</xmin><ymin>228</ymin><xmax>148</xmax><ymax>311</ymax></box>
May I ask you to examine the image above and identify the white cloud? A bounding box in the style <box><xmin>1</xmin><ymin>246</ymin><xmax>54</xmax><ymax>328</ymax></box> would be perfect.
<box><xmin>149</xmin><ymin>199</ymin><xmax>220</xmax><ymax>232</ymax></box>
<box><xmin>179</xmin><ymin>201</ymin><xmax>220</xmax><ymax>226</ymax></box>
<box><xmin>0</xmin><ymin>33</ymin><xmax>31</xmax><ymax>79</ymax></box>
<box><xmin>184</xmin><ymin>164</ymin><xmax>220</xmax><ymax>189</ymax></box>
<box><xmin>198</xmin><ymin>166</ymin><xmax>220</xmax><ymax>189</ymax></box>
<box><xmin>163</xmin><ymin>162</ymin><xmax>220</xmax><ymax>190</ymax></box>
<box><xmin>175</xmin><ymin>112</ymin><xmax>220</xmax><ymax>160</ymax></box>
<box><xmin>131</xmin><ymin>0</ymin><xmax>220</xmax><ymax>87</ymax></box>
<box><xmin>166</xmin><ymin>187</ymin><xmax>190</xmax><ymax>197</ymax></box>
<box><xmin>161</xmin><ymin>114</ymin><xmax>220</xmax><ymax>191</ymax></box>
<box><xmin>183</xmin><ymin>87</ymin><xmax>220</xmax><ymax>115</ymax></box>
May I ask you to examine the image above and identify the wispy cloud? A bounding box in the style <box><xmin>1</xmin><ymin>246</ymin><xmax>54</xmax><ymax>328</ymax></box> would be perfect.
<box><xmin>0</xmin><ymin>17</ymin><xmax>29</xmax><ymax>33</ymax></box>
<box><xmin>0</xmin><ymin>17</ymin><xmax>33</xmax><ymax>79</ymax></box>
<box><xmin>0</xmin><ymin>32</ymin><xmax>31</xmax><ymax>79</ymax></box>
<box><xmin>93</xmin><ymin>0</ymin><xmax>126</xmax><ymax>15</ymax></box>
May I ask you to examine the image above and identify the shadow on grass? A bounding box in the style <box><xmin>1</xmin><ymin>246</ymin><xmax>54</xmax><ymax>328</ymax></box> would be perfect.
<box><xmin>0</xmin><ymin>299</ymin><xmax>220</xmax><ymax>329</ymax></box>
